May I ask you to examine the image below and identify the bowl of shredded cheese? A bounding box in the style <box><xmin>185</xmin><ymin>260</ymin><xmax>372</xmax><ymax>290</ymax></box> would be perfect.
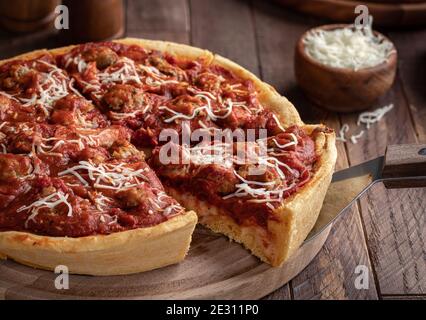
<box><xmin>295</xmin><ymin>24</ymin><xmax>397</xmax><ymax>112</ymax></box>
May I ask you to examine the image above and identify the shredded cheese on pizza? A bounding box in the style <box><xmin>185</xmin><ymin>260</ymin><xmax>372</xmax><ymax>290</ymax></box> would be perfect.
<box><xmin>92</xmin><ymin>192</ymin><xmax>114</xmax><ymax>211</ymax></box>
<box><xmin>18</xmin><ymin>61</ymin><xmax>77</xmax><ymax>114</ymax></box>
<box><xmin>159</xmin><ymin>98</ymin><xmax>251</xmax><ymax>124</ymax></box>
<box><xmin>270</xmin><ymin>133</ymin><xmax>298</xmax><ymax>150</ymax></box>
<box><xmin>32</xmin><ymin>136</ymin><xmax>85</xmax><ymax>157</ymax></box>
<box><xmin>17</xmin><ymin>191</ymin><xmax>73</xmax><ymax>227</ymax></box>
<box><xmin>58</xmin><ymin>161</ymin><xmax>148</xmax><ymax>191</ymax></box>
<box><xmin>223</xmin><ymin>169</ymin><xmax>296</xmax><ymax>205</ymax></box>
<box><xmin>178</xmin><ymin>138</ymin><xmax>300</xmax><ymax>206</ymax></box>
<box><xmin>98</xmin><ymin>57</ymin><xmax>142</xmax><ymax>85</ymax></box>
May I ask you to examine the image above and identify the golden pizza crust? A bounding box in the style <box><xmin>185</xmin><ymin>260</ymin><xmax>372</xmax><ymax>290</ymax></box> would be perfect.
<box><xmin>0</xmin><ymin>37</ymin><xmax>336</xmax><ymax>272</ymax></box>
<box><xmin>114</xmin><ymin>38</ymin><xmax>302</xmax><ymax>127</ymax></box>
<box><xmin>0</xmin><ymin>211</ymin><xmax>197</xmax><ymax>276</ymax></box>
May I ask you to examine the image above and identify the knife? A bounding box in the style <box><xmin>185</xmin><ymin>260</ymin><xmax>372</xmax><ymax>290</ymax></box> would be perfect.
<box><xmin>308</xmin><ymin>143</ymin><xmax>426</xmax><ymax>238</ymax></box>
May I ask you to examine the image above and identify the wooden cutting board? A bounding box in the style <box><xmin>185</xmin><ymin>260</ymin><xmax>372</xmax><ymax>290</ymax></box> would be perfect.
<box><xmin>0</xmin><ymin>176</ymin><xmax>368</xmax><ymax>300</ymax></box>
<box><xmin>274</xmin><ymin>0</ymin><xmax>426</xmax><ymax>26</ymax></box>
<box><xmin>0</xmin><ymin>225</ymin><xmax>331</xmax><ymax>299</ymax></box>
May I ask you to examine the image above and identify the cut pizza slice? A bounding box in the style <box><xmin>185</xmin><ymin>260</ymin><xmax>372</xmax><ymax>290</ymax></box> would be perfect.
<box><xmin>0</xmin><ymin>153</ymin><xmax>197</xmax><ymax>275</ymax></box>
<box><xmin>150</xmin><ymin>124</ymin><xmax>335</xmax><ymax>266</ymax></box>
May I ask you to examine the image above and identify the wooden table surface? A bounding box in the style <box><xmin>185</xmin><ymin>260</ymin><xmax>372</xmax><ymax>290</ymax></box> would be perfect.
<box><xmin>0</xmin><ymin>0</ymin><xmax>424</xmax><ymax>300</ymax></box>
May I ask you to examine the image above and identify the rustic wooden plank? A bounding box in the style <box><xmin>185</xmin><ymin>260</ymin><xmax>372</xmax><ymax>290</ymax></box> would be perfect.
<box><xmin>341</xmin><ymin>78</ymin><xmax>426</xmax><ymax>295</ymax></box>
<box><xmin>262</xmin><ymin>285</ymin><xmax>292</xmax><ymax>300</ymax></box>
<box><xmin>189</xmin><ymin>0</ymin><xmax>259</xmax><ymax>75</ymax></box>
<box><xmin>252</xmin><ymin>0</ymin><xmax>379</xmax><ymax>300</ymax></box>
<box><xmin>126</xmin><ymin>0</ymin><xmax>190</xmax><ymax>43</ymax></box>
<box><xmin>390</xmin><ymin>30</ymin><xmax>426</xmax><ymax>143</ymax></box>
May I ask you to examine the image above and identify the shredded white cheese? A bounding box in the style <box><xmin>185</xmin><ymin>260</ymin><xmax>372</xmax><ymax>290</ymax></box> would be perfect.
<box><xmin>337</xmin><ymin>103</ymin><xmax>394</xmax><ymax>144</ymax></box>
<box><xmin>357</xmin><ymin>103</ymin><xmax>394</xmax><ymax>129</ymax></box>
<box><xmin>336</xmin><ymin>123</ymin><xmax>349</xmax><ymax>142</ymax></box>
<box><xmin>58</xmin><ymin>161</ymin><xmax>148</xmax><ymax>191</ymax></box>
<box><xmin>17</xmin><ymin>191</ymin><xmax>73</xmax><ymax>227</ymax></box>
<box><xmin>18</xmin><ymin>61</ymin><xmax>76</xmax><ymax>113</ymax></box>
<box><xmin>350</xmin><ymin>130</ymin><xmax>365</xmax><ymax>144</ymax></box>
<box><xmin>0</xmin><ymin>143</ymin><xmax>7</xmax><ymax>153</ymax></box>
<box><xmin>303</xmin><ymin>25</ymin><xmax>394</xmax><ymax>70</ymax></box>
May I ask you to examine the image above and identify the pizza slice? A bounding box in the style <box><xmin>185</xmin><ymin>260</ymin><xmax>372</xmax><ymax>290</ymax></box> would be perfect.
<box><xmin>0</xmin><ymin>153</ymin><xmax>197</xmax><ymax>275</ymax></box>
<box><xmin>0</xmin><ymin>121</ymin><xmax>197</xmax><ymax>275</ymax></box>
<box><xmin>150</xmin><ymin>124</ymin><xmax>334</xmax><ymax>265</ymax></box>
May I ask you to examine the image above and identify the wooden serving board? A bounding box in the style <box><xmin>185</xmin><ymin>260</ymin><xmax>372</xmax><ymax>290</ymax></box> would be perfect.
<box><xmin>0</xmin><ymin>176</ymin><xmax>368</xmax><ymax>300</ymax></box>
<box><xmin>0</xmin><ymin>225</ymin><xmax>331</xmax><ymax>300</ymax></box>
<box><xmin>274</xmin><ymin>0</ymin><xmax>426</xmax><ymax>26</ymax></box>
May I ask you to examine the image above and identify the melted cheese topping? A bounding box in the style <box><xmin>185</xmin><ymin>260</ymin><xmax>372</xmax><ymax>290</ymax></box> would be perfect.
<box><xmin>159</xmin><ymin>97</ymin><xmax>251</xmax><ymax>124</ymax></box>
<box><xmin>92</xmin><ymin>192</ymin><xmax>114</xmax><ymax>211</ymax></box>
<box><xmin>17</xmin><ymin>191</ymin><xmax>73</xmax><ymax>227</ymax></box>
<box><xmin>98</xmin><ymin>57</ymin><xmax>142</xmax><ymax>85</ymax></box>
<box><xmin>178</xmin><ymin>137</ymin><xmax>300</xmax><ymax>206</ymax></box>
<box><xmin>32</xmin><ymin>136</ymin><xmax>86</xmax><ymax>157</ymax></box>
<box><xmin>223</xmin><ymin>169</ymin><xmax>296</xmax><ymax>204</ymax></box>
<box><xmin>58</xmin><ymin>161</ymin><xmax>148</xmax><ymax>191</ymax></box>
<box><xmin>18</xmin><ymin>61</ymin><xmax>77</xmax><ymax>114</ymax></box>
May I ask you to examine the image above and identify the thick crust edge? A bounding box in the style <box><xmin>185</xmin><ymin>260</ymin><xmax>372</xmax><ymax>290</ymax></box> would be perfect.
<box><xmin>0</xmin><ymin>211</ymin><xmax>198</xmax><ymax>275</ymax></box>
<box><xmin>167</xmin><ymin>128</ymin><xmax>336</xmax><ymax>266</ymax></box>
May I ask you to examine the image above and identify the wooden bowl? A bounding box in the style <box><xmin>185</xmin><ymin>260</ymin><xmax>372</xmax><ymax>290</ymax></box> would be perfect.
<box><xmin>295</xmin><ymin>24</ymin><xmax>397</xmax><ymax>112</ymax></box>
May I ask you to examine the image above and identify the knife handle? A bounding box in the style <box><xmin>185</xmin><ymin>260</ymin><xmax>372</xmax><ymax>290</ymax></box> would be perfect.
<box><xmin>382</xmin><ymin>144</ymin><xmax>426</xmax><ymax>188</ymax></box>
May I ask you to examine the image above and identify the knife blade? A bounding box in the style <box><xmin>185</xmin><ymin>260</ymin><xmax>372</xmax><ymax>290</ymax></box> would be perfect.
<box><xmin>306</xmin><ymin>143</ymin><xmax>426</xmax><ymax>240</ymax></box>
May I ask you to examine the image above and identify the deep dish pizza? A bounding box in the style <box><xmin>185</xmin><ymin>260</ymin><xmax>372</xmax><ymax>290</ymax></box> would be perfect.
<box><xmin>0</xmin><ymin>38</ymin><xmax>336</xmax><ymax>275</ymax></box>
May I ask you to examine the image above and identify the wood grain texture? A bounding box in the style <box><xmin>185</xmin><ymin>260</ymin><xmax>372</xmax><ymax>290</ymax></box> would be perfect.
<box><xmin>252</xmin><ymin>0</ymin><xmax>379</xmax><ymax>300</ymax></box>
<box><xmin>189</xmin><ymin>0</ymin><xmax>260</xmax><ymax>75</ymax></box>
<box><xmin>0</xmin><ymin>225</ymin><xmax>331</xmax><ymax>299</ymax></box>
<box><xmin>390</xmin><ymin>30</ymin><xmax>426</xmax><ymax>143</ymax></box>
<box><xmin>0</xmin><ymin>28</ymin><xmax>59</xmax><ymax>59</ymax></box>
<box><xmin>126</xmin><ymin>0</ymin><xmax>190</xmax><ymax>43</ymax></box>
<box><xmin>341</xmin><ymin>77</ymin><xmax>426</xmax><ymax>295</ymax></box>
<box><xmin>382</xmin><ymin>143</ymin><xmax>426</xmax><ymax>188</ymax></box>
